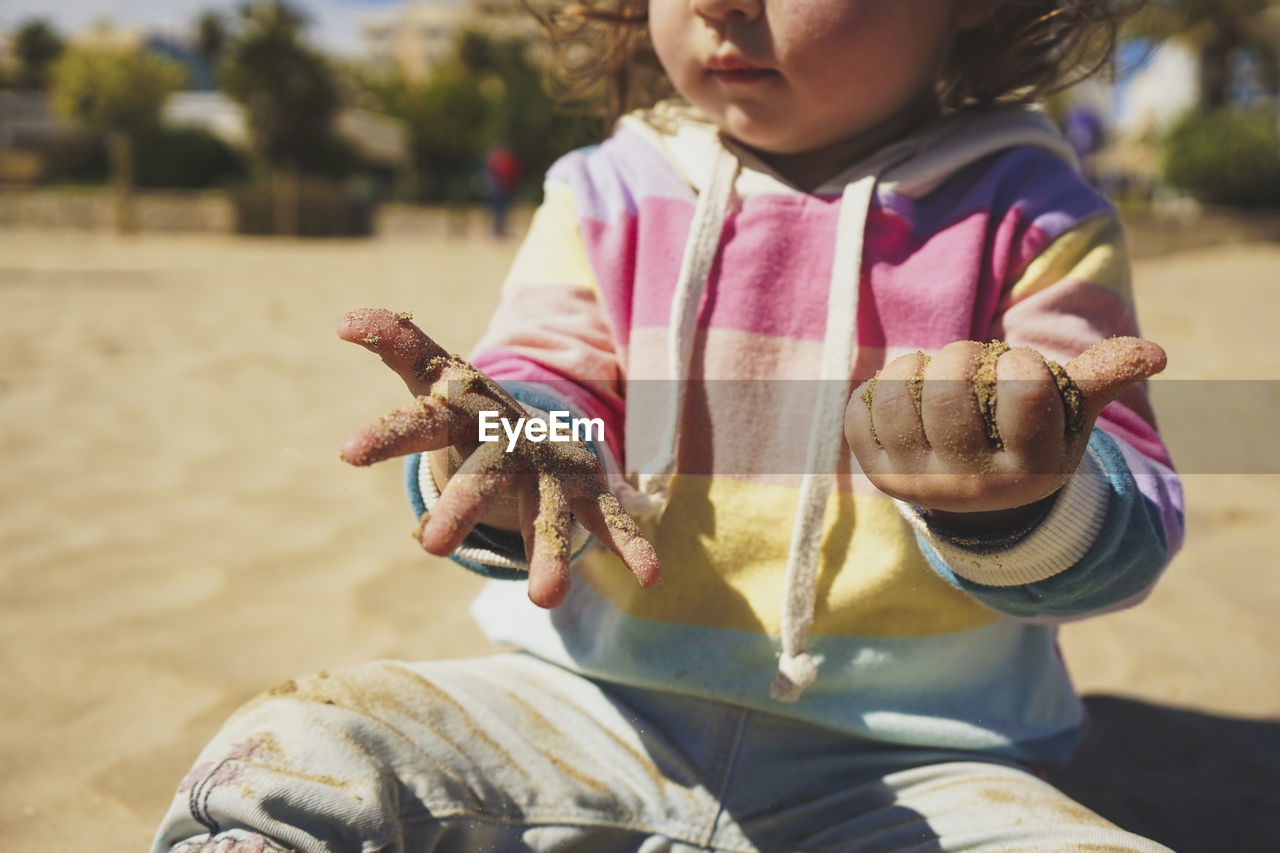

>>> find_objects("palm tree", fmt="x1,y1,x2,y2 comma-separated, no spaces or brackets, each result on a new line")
11,18,64,89
196,10,228,65
1128,0,1280,109
219,0,338,234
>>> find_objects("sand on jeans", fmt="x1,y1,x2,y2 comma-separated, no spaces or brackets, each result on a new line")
0,227,1276,851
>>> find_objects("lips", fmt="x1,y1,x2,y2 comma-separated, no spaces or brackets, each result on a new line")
706,55,777,84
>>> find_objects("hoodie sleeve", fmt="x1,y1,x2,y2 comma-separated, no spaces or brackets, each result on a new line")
404,155,630,575
904,184,1184,621
468,170,627,470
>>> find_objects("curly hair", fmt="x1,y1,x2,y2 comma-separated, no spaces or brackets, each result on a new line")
534,0,1143,121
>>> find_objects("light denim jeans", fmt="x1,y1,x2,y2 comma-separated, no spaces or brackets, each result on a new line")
153,653,1171,853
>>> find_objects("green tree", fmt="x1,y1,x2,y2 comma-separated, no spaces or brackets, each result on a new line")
196,10,228,65
1162,106,1280,205
364,30,604,203
1129,0,1280,109
11,18,65,89
219,0,339,233
470,34,603,190
403,60,492,201
50,45,186,232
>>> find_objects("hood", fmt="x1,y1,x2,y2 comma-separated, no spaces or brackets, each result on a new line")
621,99,1077,198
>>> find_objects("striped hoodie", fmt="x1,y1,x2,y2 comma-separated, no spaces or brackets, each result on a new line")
405,102,1184,765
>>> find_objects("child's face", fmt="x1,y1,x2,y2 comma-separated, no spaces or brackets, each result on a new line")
650,0,985,160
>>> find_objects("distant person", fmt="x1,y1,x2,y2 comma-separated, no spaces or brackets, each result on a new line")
484,146,524,237
154,0,1182,850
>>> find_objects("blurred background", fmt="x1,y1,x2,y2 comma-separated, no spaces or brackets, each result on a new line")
0,0,604,237
1,2,1278,852
0,0,1278,236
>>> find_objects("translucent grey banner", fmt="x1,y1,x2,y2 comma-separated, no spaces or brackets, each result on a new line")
446,379,1280,475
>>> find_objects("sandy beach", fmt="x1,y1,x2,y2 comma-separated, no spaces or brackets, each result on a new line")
1,223,1277,851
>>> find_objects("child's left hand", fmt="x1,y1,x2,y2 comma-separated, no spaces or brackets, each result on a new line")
845,337,1166,531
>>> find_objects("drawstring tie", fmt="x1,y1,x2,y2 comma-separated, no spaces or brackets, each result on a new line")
623,145,740,522
618,124,916,701
770,173,880,702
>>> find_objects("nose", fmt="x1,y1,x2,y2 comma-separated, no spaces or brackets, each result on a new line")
692,0,761,24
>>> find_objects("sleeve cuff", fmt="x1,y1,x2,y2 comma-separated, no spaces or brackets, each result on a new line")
406,391,600,579
897,442,1111,588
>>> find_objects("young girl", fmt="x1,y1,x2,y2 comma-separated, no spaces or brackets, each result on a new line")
154,0,1183,850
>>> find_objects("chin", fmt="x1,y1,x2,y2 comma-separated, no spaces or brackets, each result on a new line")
733,133,818,160
726,120,832,159
718,120,800,156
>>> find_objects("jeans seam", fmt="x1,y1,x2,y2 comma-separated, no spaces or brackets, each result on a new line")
699,707,750,849
188,758,236,837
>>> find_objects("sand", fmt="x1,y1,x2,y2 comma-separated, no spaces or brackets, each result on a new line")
972,340,1011,446
1,227,1278,851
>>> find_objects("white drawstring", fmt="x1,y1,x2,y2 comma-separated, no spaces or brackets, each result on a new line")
624,145,739,522
617,121,918,701
770,173,879,702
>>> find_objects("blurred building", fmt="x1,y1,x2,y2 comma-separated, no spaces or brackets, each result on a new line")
45,22,216,91
364,2,468,80
162,92,249,148
1115,41,1199,136
146,33,216,91
0,91,60,181
362,0,544,81
68,21,147,53
162,91,410,188
1063,41,1200,199
2,18,410,189
0,90,57,148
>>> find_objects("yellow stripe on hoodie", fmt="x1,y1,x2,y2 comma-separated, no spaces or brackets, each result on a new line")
501,183,600,294
1008,213,1131,301
575,475,998,638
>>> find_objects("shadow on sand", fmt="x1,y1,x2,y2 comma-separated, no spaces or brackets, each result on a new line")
1047,695,1280,852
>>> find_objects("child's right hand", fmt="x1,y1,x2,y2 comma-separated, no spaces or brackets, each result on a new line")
337,308,661,608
